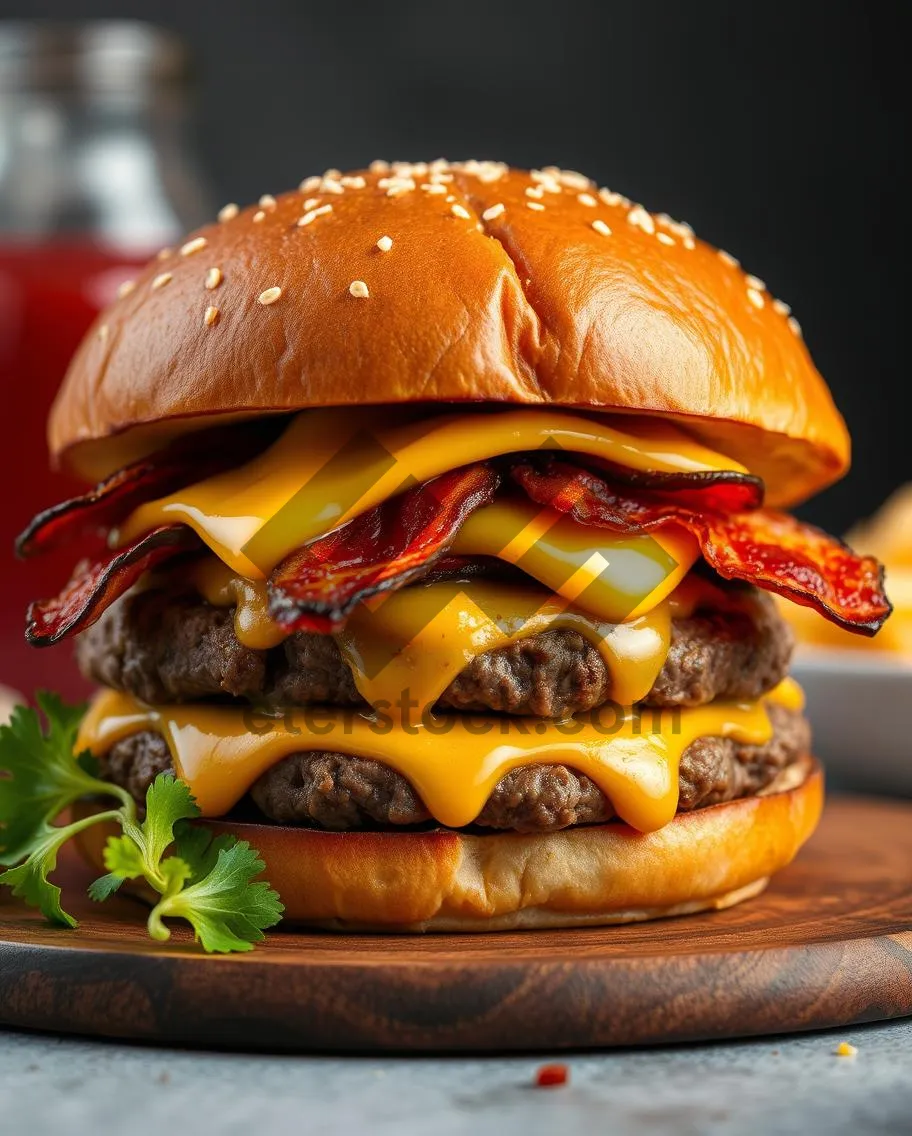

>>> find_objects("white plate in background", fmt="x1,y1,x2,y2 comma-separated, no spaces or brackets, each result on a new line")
792,650,912,796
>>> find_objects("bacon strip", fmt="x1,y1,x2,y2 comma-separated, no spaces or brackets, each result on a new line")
25,526,200,646
573,459,765,513
513,460,891,634
16,420,281,559
268,465,500,634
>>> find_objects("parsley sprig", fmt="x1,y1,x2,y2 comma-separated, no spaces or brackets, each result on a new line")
0,693,283,952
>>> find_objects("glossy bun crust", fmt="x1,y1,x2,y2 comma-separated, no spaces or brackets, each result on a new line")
75,756,822,932
50,161,848,506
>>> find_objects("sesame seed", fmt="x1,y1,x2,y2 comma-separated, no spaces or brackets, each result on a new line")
577,193,597,207
445,194,456,203
151,272,172,290
258,286,282,305
420,183,447,195
745,274,766,292
297,204,333,227
717,249,739,268
558,169,590,190
526,201,545,211
429,171,453,184
117,280,136,298
300,198,318,211
341,175,366,189
259,194,277,208
382,179,416,197
657,232,675,246
660,216,695,240
379,176,416,194
323,168,342,180
218,203,239,223
525,185,545,199
252,210,266,223
376,235,393,252
682,236,696,250
772,298,791,316
591,219,612,236
788,316,802,336
321,179,345,195
598,188,630,208
482,203,505,221
627,205,655,234
180,236,208,257
204,305,219,327
205,267,223,290
451,203,471,219
299,175,321,192
349,280,370,298
530,169,562,192
369,159,390,173
157,247,172,261
747,287,765,309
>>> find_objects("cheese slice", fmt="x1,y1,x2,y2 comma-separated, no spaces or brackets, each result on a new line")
118,406,743,579
337,579,676,711
189,500,699,706
452,499,697,621
77,679,804,833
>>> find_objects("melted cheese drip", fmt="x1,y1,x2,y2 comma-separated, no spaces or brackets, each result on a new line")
77,680,803,833
189,492,699,651
190,560,285,650
452,500,698,620
190,563,725,712
118,407,743,579
337,580,673,711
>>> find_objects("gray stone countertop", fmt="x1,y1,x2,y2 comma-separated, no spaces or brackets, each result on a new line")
2,1017,910,1136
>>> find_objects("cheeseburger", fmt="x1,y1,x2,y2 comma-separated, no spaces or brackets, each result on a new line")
18,160,891,931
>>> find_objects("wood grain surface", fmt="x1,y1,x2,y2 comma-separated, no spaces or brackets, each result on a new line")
1,796,910,1052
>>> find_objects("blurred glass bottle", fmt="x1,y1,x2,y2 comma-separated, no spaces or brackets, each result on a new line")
0,22,214,698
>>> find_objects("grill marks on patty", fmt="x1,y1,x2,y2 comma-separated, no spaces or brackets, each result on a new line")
75,584,793,715
97,704,809,833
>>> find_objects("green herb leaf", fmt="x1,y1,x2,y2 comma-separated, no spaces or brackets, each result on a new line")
98,774,200,894
0,691,131,865
2,700,283,953
100,832,147,879
0,823,76,926
149,835,284,952
1,809,123,925
87,872,126,902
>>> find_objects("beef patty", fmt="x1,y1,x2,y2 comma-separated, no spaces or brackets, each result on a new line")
97,703,809,833
76,584,792,716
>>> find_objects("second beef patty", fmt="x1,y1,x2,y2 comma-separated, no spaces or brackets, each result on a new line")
76,582,793,716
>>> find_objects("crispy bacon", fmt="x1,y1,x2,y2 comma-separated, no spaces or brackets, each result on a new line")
16,420,281,559
25,526,200,646
268,465,500,634
513,460,891,634
570,458,765,513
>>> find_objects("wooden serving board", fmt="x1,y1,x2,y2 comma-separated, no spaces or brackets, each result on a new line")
1,796,911,1052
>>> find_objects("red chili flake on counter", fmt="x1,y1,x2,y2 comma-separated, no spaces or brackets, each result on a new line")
534,1063,569,1088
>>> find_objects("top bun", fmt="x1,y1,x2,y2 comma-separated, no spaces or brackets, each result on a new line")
49,160,849,506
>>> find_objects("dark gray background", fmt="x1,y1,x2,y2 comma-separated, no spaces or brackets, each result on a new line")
1,0,905,532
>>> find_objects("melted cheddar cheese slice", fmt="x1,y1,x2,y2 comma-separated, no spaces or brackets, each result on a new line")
78,680,804,833
119,406,742,579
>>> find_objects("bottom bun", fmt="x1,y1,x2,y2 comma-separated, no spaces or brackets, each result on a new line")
75,754,822,932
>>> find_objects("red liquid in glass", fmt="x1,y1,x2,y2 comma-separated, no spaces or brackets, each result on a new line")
0,241,151,700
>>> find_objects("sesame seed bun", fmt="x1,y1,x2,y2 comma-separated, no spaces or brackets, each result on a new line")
49,161,847,506
73,755,821,932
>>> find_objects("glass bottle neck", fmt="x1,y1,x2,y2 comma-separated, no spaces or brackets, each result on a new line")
0,89,211,248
